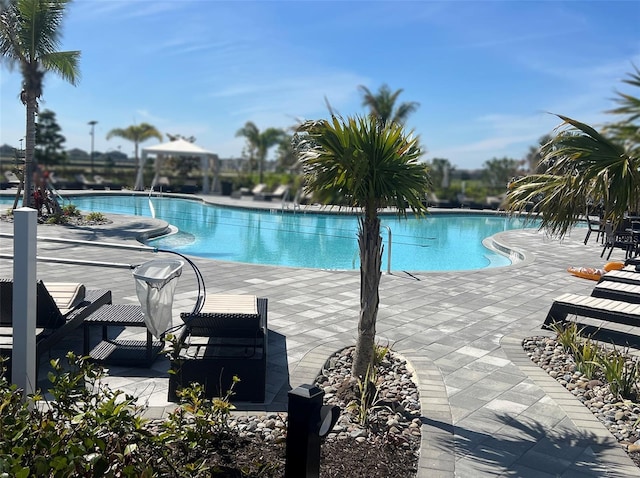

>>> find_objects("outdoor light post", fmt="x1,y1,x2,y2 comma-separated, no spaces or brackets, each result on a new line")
285,384,340,478
88,120,98,174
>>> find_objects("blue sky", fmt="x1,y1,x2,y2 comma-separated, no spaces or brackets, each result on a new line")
1,0,638,170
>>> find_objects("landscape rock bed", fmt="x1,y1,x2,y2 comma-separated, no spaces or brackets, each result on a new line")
523,336,640,468
143,346,422,477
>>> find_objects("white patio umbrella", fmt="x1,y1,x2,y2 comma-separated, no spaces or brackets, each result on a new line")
141,138,219,194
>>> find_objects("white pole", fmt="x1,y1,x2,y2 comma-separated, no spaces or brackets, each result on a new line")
201,155,210,195
382,225,392,275
12,207,37,398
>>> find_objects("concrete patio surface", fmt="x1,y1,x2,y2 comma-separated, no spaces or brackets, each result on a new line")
0,191,638,477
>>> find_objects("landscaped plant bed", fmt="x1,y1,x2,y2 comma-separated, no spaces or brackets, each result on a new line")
523,333,640,469
1,346,421,477
1,205,111,226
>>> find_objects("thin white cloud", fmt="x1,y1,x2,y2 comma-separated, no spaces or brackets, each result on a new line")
72,0,187,21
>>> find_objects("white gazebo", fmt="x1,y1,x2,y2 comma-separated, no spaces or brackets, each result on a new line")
141,138,219,194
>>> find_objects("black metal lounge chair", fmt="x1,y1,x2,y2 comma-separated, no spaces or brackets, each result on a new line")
543,292,640,342
169,294,268,402
592,280,640,304
597,269,640,285
0,279,112,380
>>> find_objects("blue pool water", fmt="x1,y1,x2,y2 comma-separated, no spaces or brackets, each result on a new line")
1,195,537,271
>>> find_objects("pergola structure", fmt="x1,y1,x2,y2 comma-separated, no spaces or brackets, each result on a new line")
141,138,219,194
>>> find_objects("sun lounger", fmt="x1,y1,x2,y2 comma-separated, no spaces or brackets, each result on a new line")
592,280,640,304
597,269,640,285
0,279,112,380
169,294,268,402
254,184,289,202
543,292,640,335
3,170,20,187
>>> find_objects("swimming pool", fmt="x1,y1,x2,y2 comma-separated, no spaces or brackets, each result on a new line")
1,194,536,271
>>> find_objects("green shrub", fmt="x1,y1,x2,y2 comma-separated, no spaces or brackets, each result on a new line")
572,337,600,379
0,353,154,477
45,213,68,224
0,352,255,477
86,211,106,222
595,347,639,400
61,204,81,217
549,321,581,352
373,341,392,366
347,364,388,428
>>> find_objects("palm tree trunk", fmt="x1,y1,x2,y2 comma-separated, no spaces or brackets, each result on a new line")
22,98,37,207
134,143,143,191
352,215,382,378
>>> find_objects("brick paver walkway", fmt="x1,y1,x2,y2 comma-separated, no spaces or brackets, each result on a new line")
1,191,637,476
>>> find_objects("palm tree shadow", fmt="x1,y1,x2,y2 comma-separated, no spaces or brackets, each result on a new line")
421,411,622,476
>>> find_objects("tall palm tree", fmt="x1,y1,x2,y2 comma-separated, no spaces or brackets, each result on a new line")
106,123,162,190
235,121,285,183
358,84,419,126
296,115,430,378
0,0,80,207
505,67,640,235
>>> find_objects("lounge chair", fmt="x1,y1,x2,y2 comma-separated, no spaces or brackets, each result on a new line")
543,292,640,335
425,192,451,208
152,176,171,192
74,174,97,189
597,269,640,285
169,294,268,402
592,280,640,304
254,184,289,202
3,171,20,187
0,279,112,380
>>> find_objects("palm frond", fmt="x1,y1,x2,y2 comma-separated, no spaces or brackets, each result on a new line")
505,113,640,235
296,115,429,218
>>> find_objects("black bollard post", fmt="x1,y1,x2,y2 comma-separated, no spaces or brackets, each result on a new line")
285,384,340,478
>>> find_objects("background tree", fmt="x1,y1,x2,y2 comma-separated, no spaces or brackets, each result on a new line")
427,157,454,190
275,133,298,173
524,134,553,174
358,84,419,126
505,67,640,235
106,123,162,190
35,109,66,166
235,121,286,183
166,133,196,143
295,115,430,378
0,0,80,207
482,157,521,190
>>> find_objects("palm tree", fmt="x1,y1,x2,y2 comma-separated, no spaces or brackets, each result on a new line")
505,67,640,236
0,0,80,207
505,115,639,236
296,115,430,378
235,121,286,183
358,84,419,126
106,123,162,190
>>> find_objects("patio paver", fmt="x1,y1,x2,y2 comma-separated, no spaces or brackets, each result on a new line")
0,190,637,476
